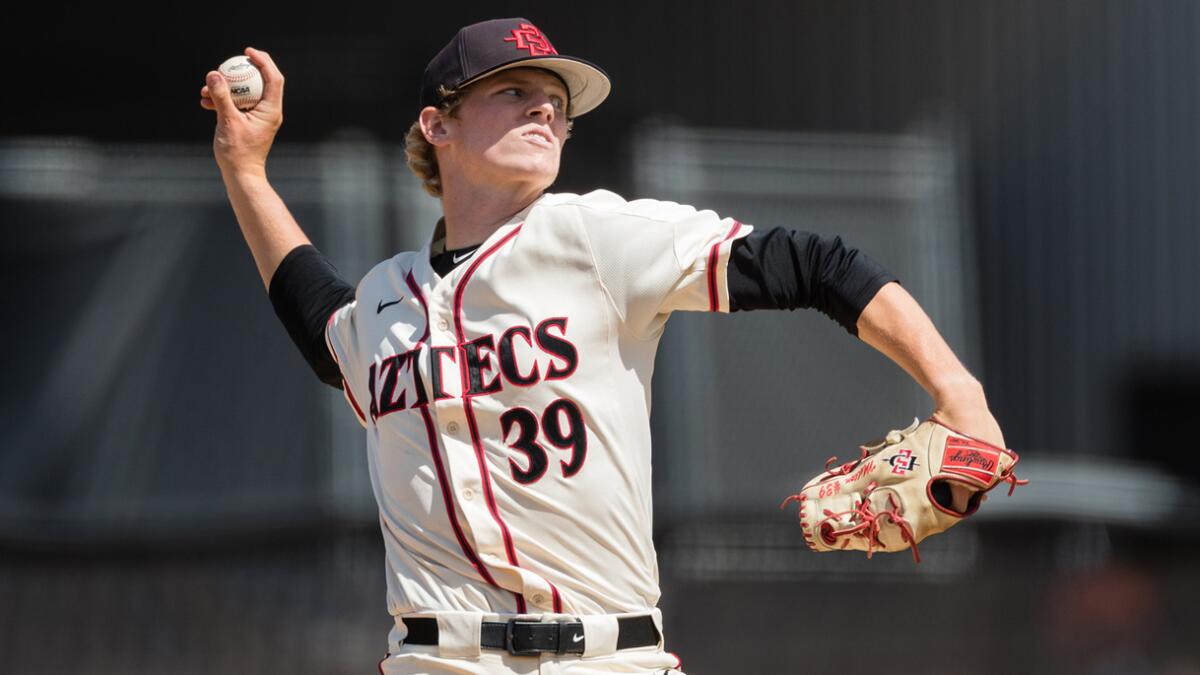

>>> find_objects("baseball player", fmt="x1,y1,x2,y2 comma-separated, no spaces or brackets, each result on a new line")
201,17,1005,674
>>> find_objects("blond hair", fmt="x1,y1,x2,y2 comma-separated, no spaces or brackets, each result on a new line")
405,86,467,198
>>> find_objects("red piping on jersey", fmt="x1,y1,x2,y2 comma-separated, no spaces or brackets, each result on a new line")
325,307,367,424
454,226,527,612
707,221,743,312
342,382,366,422
416,404,500,587
453,224,565,615
550,584,562,613
405,271,432,343
459,401,526,613
404,271,500,589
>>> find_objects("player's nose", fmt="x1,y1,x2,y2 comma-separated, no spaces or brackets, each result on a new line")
526,97,557,124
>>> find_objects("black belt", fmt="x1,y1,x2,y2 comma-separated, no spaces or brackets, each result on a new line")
402,615,660,656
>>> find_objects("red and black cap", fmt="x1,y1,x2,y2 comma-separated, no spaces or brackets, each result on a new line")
420,18,611,117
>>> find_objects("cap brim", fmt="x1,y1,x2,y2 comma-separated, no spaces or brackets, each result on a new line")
458,56,611,117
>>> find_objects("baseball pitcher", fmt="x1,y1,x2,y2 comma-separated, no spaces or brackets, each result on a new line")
201,17,1020,674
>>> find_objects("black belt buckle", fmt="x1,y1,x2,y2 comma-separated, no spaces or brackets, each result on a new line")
504,619,543,657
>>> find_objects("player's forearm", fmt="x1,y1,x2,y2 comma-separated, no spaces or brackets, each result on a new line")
856,282,986,410
221,170,312,290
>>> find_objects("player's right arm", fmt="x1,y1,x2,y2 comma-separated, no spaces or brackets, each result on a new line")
202,48,356,389
201,47,309,290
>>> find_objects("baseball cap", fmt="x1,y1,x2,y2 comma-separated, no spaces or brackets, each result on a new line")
420,18,611,117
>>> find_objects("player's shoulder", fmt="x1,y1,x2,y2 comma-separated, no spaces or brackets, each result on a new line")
536,190,705,225
355,250,422,295
533,189,626,214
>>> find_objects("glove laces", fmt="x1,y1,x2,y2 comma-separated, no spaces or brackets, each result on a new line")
816,481,921,563
997,452,1029,496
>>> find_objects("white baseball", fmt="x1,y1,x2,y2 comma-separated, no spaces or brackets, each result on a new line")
217,55,264,110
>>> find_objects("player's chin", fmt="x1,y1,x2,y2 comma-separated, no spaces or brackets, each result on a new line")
518,148,561,171
504,157,561,187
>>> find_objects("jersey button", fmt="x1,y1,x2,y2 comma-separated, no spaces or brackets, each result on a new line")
437,319,450,331
446,422,459,434
531,594,545,605
462,488,475,500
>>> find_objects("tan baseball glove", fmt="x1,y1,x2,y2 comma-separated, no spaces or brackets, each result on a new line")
781,418,1026,562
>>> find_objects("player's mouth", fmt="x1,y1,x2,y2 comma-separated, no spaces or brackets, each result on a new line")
520,128,555,148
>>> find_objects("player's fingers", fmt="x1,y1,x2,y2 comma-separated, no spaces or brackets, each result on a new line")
949,483,973,513
200,97,215,110
245,46,284,104
205,71,242,119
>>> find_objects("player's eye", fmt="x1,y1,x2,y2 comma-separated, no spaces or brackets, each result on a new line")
550,96,566,111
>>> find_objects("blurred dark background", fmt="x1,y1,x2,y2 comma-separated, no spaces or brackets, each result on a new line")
3,1,1200,673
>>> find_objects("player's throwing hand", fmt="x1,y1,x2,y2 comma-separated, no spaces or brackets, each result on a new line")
200,47,285,176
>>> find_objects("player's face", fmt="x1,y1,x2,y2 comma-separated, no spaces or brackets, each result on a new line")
443,68,570,192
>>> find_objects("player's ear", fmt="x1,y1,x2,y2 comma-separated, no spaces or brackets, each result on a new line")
419,106,451,147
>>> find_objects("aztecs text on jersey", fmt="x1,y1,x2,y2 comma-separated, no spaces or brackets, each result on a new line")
325,190,751,619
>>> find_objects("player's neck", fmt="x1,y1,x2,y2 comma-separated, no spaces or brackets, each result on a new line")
439,181,545,249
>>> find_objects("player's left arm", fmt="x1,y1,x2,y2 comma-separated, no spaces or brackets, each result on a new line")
854,282,1003,449
727,227,1003,447
728,228,1003,512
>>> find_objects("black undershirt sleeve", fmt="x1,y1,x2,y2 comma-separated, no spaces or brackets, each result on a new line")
726,227,898,336
268,245,358,389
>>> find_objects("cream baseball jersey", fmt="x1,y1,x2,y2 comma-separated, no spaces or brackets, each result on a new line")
324,189,751,619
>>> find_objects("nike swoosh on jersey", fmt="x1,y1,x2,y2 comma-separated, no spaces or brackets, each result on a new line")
452,250,475,264
377,297,405,314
